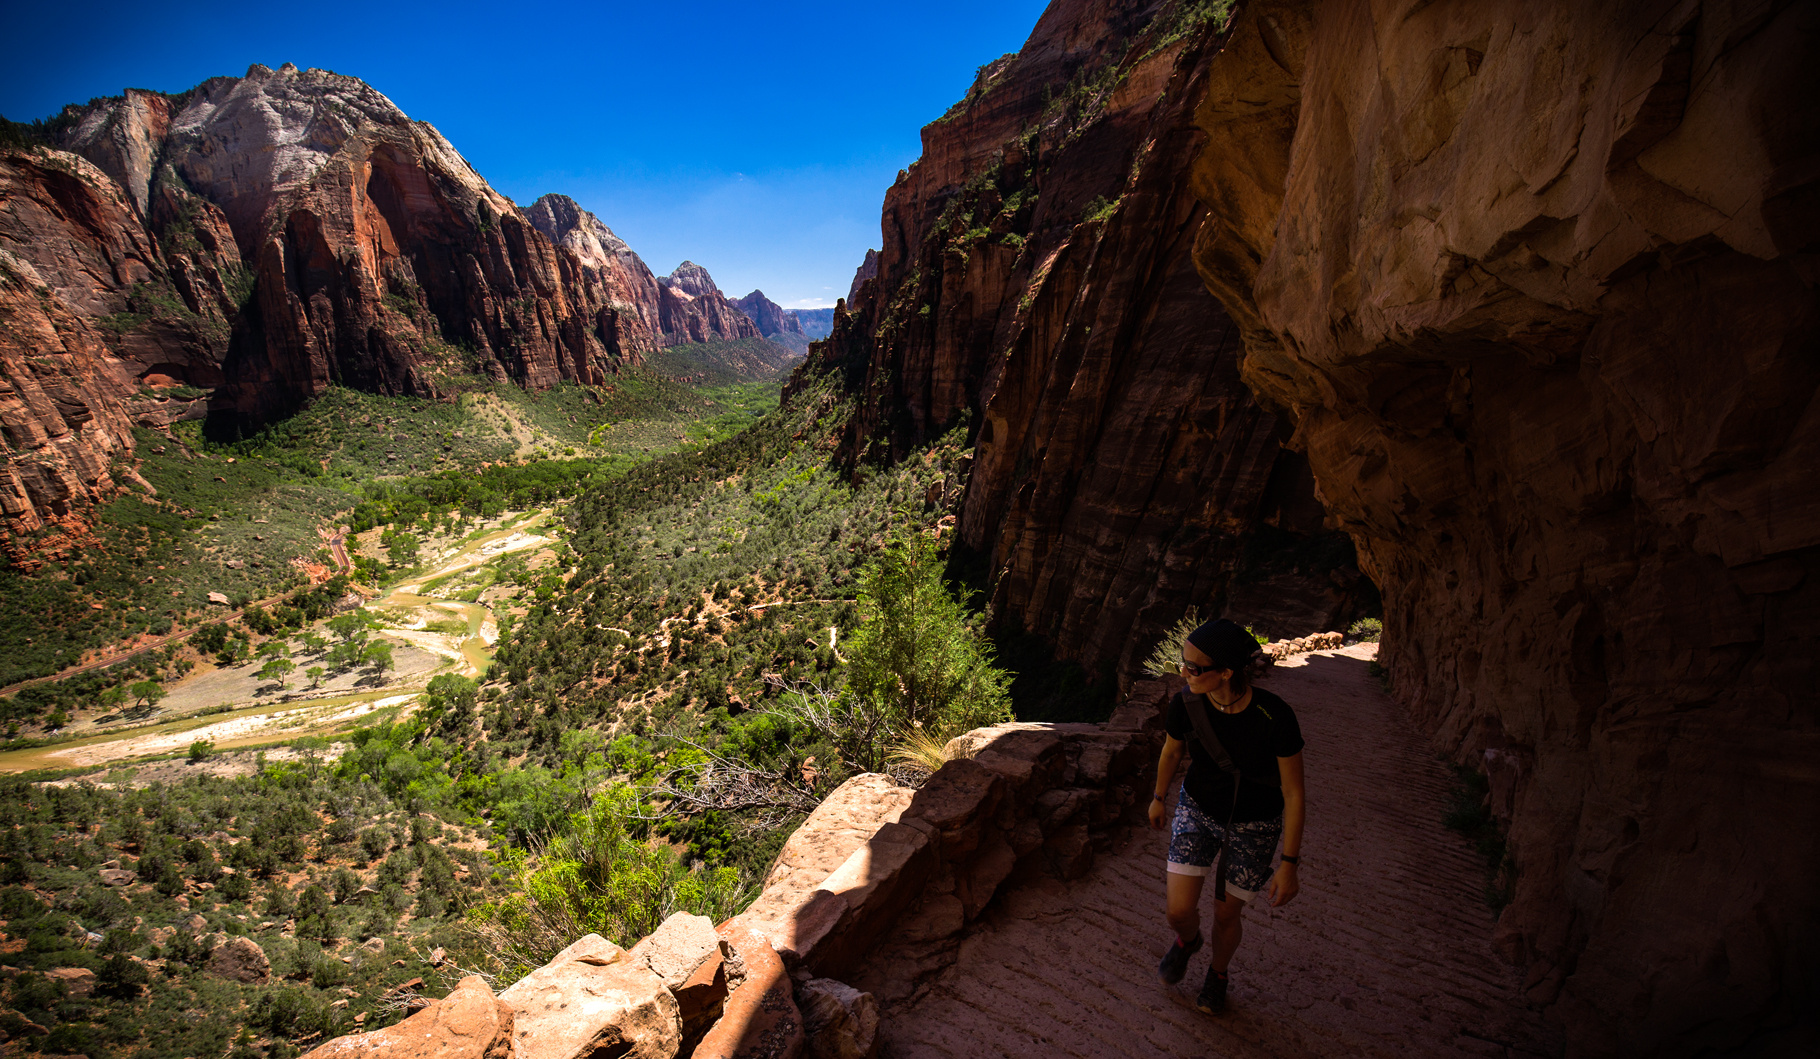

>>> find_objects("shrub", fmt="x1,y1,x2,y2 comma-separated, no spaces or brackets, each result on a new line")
842,532,1011,765
468,785,747,976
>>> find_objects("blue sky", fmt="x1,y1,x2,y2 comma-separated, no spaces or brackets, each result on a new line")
0,0,1052,308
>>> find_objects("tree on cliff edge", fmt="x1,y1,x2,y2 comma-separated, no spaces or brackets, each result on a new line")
843,531,1011,767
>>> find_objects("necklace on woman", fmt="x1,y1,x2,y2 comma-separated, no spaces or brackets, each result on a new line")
1207,689,1244,712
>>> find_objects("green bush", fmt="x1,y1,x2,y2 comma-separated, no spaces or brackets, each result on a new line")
843,532,1012,763
470,785,747,977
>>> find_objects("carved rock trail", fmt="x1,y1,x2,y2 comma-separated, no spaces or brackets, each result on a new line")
880,646,1559,1058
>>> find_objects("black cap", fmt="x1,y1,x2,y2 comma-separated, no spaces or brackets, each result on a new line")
1185,618,1258,671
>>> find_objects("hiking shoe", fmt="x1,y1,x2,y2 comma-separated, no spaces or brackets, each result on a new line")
1157,931,1203,984
1196,968,1229,1014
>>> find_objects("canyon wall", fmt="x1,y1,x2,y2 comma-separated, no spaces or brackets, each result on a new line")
1188,0,1819,1052
793,0,1364,683
3,66,767,561
657,262,763,347
0,143,226,565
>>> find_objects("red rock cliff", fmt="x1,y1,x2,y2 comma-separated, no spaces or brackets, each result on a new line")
657,261,763,347
793,0,1363,683
1191,0,1818,1052
4,65,754,560
0,142,226,562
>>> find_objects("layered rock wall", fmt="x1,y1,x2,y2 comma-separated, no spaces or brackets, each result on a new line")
1189,0,1820,1052
0,146,219,562
657,262,763,347
792,0,1362,683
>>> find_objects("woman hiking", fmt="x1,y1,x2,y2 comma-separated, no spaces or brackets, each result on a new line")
1148,618,1306,1014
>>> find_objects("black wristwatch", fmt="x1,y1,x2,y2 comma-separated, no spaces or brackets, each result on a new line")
1280,854,1299,865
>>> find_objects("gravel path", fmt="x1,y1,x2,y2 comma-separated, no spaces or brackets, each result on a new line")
877,645,1560,1058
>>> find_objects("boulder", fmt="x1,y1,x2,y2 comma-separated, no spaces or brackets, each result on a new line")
46,967,95,997
629,912,727,1044
299,975,512,1059
207,936,270,983
694,925,803,1059
497,933,680,1059
98,868,136,887
763,774,915,893
797,979,878,1059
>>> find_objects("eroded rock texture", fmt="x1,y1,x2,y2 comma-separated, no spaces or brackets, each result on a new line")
0,144,217,564
1191,0,1819,1052
793,0,1361,681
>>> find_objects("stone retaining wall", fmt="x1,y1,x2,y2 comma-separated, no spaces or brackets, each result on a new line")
300,680,1176,1059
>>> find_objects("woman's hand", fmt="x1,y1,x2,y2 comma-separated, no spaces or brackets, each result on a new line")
1263,863,1299,907
1148,796,1168,830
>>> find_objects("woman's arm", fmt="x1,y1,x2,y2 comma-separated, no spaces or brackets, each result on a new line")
1265,751,1305,905
1148,734,1186,829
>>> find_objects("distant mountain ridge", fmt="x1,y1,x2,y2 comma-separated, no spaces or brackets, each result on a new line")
733,290,810,355
791,308,834,341
0,65,787,562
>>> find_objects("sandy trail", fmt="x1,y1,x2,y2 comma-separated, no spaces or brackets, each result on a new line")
876,644,1560,1058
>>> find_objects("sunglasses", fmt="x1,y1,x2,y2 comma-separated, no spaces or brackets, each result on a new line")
1180,658,1222,677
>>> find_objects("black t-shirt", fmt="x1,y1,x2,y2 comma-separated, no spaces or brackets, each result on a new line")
1164,686,1304,822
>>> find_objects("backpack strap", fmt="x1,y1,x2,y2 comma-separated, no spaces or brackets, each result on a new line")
1181,691,1240,779
1181,691,1242,901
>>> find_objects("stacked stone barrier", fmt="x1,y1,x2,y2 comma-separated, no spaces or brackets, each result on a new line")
300,678,1183,1059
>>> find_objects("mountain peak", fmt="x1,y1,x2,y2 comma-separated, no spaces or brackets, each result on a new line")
524,193,633,264
663,261,722,300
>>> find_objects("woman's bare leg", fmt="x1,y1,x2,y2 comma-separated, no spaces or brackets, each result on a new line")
1207,891,1246,971
1165,871,1205,943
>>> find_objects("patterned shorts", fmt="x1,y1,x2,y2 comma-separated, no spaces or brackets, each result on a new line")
1166,788,1283,902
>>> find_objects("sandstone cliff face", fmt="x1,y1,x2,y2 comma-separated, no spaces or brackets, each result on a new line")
1190,0,1819,1052
524,193,664,357
47,65,686,438
793,0,1358,680
0,144,223,562
4,65,706,559
657,261,762,347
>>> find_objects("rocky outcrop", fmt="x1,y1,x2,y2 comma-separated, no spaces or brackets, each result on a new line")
628,913,730,1050
1185,0,1820,1053
733,289,809,355
658,262,763,347
693,925,803,1059
789,2,1363,682
498,933,681,1059
299,975,513,1059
